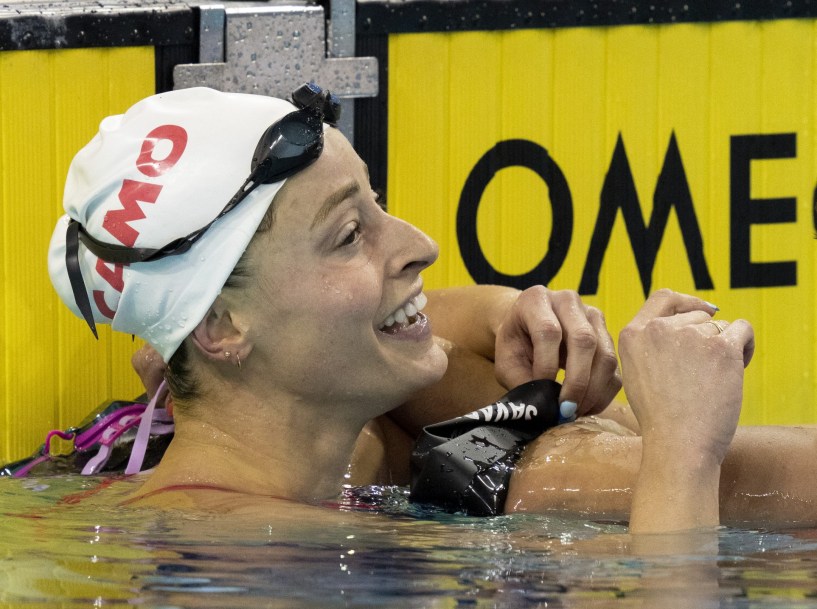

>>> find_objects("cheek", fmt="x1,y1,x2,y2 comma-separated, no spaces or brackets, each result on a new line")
315,271,381,326
268,270,380,339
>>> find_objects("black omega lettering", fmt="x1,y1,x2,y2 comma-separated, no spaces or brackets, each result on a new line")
579,133,713,296
730,133,797,288
457,139,573,288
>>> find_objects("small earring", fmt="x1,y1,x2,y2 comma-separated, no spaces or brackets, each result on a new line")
236,354,242,369
224,351,231,359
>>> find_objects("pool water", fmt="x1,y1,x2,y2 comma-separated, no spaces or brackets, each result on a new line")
2,475,817,608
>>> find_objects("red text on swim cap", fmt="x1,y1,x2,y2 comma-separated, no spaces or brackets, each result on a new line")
136,125,188,177
93,124,188,318
103,181,163,247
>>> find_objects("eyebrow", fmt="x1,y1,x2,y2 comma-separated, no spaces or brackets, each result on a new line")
310,181,360,229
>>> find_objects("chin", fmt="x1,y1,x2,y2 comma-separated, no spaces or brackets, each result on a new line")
396,339,450,397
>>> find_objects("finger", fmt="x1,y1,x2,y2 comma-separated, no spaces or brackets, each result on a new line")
494,342,536,389
595,369,624,416
539,295,596,406
558,304,607,412
631,289,719,325
721,319,755,367
698,319,729,336
494,314,539,388
577,307,622,416
619,309,714,367
660,309,717,329
506,288,564,383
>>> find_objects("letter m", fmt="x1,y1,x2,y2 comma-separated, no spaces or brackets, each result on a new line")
579,133,713,297
102,180,163,247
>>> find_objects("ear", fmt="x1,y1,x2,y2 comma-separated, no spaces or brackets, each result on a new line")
190,296,253,364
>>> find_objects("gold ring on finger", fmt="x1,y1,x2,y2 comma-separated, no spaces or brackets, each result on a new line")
705,319,727,334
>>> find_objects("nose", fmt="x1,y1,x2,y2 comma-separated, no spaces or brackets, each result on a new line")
386,215,439,277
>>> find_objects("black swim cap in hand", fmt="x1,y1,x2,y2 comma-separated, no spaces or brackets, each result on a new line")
409,379,562,516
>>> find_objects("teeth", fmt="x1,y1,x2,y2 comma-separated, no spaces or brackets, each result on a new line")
415,292,428,310
379,292,427,330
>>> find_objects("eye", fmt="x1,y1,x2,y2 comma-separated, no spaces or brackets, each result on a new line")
338,221,362,247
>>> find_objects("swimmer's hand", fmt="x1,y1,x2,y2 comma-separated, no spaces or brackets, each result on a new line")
618,289,754,533
494,286,622,418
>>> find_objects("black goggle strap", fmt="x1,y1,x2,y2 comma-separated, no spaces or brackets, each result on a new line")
75,223,167,264
65,219,99,339
75,108,323,265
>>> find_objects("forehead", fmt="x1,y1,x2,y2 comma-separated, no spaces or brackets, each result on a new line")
317,128,368,187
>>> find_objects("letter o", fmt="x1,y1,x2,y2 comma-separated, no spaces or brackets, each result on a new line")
136,124,188,177
457,139,573,288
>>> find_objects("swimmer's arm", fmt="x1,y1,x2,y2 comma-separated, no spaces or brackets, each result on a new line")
596,401,640,433
630,441,722,534
505,423,641,520
505,424,721,531
424,285,517,360
386,336,506,439
347,416,413,485
508,421,817,529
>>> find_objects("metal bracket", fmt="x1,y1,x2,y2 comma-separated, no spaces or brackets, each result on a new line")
174,2,378,141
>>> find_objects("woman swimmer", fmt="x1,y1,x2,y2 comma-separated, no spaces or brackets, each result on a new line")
48,84,791,533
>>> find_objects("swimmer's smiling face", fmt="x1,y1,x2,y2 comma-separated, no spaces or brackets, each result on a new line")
235,128,448,412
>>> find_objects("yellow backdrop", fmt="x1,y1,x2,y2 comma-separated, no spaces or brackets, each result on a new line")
388,20,817,425
1,47,152,462
4,19,817,463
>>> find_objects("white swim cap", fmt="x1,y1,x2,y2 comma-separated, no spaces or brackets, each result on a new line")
48,87,321,362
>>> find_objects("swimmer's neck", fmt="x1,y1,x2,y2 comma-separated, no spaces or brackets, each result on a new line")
132,385,381,506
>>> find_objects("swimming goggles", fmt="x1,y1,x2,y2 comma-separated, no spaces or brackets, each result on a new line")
65,83,341,337
1,382,173,478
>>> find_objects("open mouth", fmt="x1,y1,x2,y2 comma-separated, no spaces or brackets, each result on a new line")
378,292,428,335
